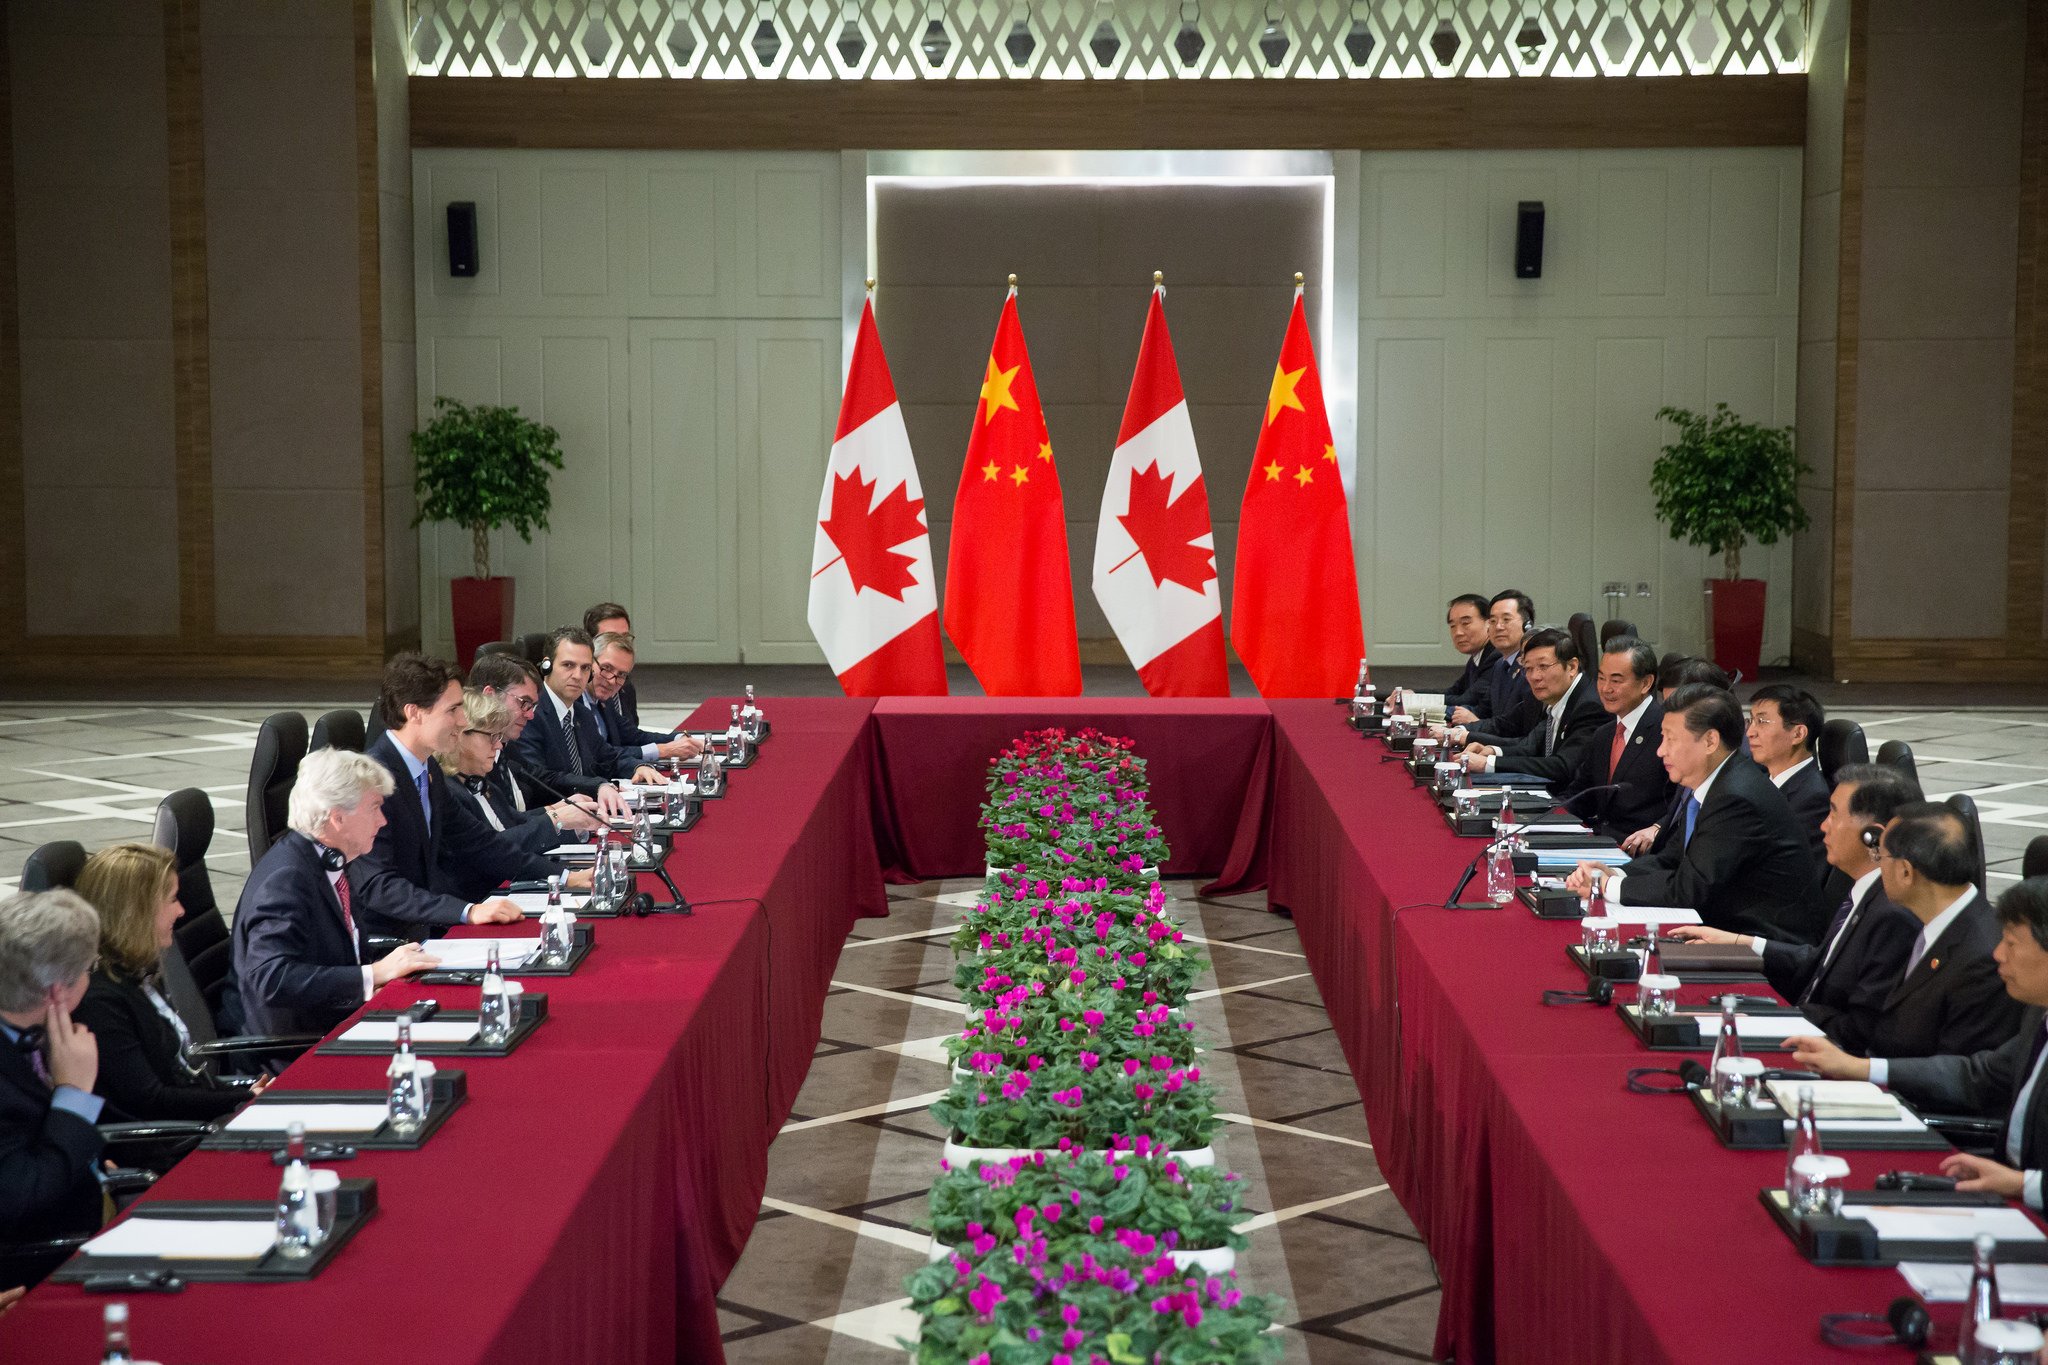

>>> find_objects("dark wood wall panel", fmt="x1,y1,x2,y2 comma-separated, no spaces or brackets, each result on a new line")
411,74,1807,151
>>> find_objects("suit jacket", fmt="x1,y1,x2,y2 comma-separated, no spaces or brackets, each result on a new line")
497,748,563,812
1890,1009,2048,1170
0,1035,106,1245
1616,752,1822,942
443,772,558,863
1442,643,1500,713
1865,891,2024,1061
72,969,243,1123
1773,759,1831,866
1488,676,1609,785
1555,699,1676,840
349,734,556,938
1467,654,1542,740
234,831,375,1038
1759,881,1921,1054
585,694,666,754
507,691,638,797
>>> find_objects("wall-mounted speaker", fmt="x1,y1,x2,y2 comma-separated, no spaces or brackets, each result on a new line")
447,202,479,278
1514,201,1545,279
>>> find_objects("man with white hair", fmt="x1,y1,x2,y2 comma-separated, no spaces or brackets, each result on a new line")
0,889,110,1251
232,749,440,1039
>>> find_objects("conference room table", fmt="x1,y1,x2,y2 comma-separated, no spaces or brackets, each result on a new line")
3,697,888,1365
4,694,1985,1363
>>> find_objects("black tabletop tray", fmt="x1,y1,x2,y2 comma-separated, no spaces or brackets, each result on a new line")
1760,1187,2048,1266
420,926,593,983
201,1073,468,1152
1690,1085,1949,1151
316,995,547,1057
50,1180,378,1283
1621,1001,1807,1051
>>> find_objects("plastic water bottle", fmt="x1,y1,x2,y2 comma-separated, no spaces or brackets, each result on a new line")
1960,1233,2003,1363
478,944,510,1046
1484,835,1515,906
726,703,744,754
546,873,561,910
100,1302,133,1364
741,684,764,740
1497,789,1516,840
698,745,722,797
1784,1085,1823,1207
1640,922,1663,980
1708,994,1743,1080
274,1122,316,1259
386,1016,423,1135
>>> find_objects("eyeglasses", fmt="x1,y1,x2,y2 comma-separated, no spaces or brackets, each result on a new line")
595,662,629,683
507,695,537,714
464,728,507,748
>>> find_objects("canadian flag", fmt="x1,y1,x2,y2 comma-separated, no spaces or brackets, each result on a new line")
1090,284,1228,696
807,297,948,695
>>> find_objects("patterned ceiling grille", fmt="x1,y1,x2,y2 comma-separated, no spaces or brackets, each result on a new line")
407,1,1809,80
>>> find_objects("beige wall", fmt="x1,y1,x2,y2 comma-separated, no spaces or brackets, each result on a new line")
4,0,412,668
11,1,178,635
1792,0,1848,644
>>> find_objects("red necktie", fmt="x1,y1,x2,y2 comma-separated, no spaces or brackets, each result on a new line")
1608,721,1627,779
334,872,358,952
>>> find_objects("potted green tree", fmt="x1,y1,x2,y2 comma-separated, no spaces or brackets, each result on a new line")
1650,403,1810,681
411,396,565,666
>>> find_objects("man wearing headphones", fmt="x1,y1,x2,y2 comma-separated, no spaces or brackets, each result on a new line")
508,627,667,799
1792,878,2048,1209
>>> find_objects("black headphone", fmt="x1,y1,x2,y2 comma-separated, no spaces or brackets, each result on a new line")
1819,1297,1931,1349
1542,979,1614,1007
1625,1060,1705,1095
314,842,346,872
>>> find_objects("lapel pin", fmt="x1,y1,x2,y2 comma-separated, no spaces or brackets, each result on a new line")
1930,958,1941,972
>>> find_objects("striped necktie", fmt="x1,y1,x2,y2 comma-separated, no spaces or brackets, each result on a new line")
561,706,586,775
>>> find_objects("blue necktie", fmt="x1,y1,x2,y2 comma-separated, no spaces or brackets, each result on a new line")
1681,791,1701,846
415,766,432,829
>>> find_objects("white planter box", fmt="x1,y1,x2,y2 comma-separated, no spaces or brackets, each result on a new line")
941,1135,1216,1171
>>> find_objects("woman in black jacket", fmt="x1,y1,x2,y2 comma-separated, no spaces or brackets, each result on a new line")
72,843,253,1121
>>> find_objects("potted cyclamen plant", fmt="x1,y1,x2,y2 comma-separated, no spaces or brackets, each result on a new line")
411,396,566,667
1650,402,1810,681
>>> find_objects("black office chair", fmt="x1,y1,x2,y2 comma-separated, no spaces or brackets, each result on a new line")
2025,836,2048,881
474,640,520,663
1565,612,1598,673
1875,739,1919,786
1817,719,1869,787
1945,793,1989,899
1600,618,1638,648
0,1121,213,1287
517,632,550,666
151,789,233,1020
311,707,366,753
19,840,86,892
244,711,308,865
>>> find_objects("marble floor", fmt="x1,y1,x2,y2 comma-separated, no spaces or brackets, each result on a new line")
2,699,2046,1362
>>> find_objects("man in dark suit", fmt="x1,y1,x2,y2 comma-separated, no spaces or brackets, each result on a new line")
584,602,661,737
0,889,111,1256
1551,636,1674,840
587,632,701,761
350,652,546,940
1675,763,1922,1053
1747,684,1829,866
1438,593,1498,715
1613,656,1739,857
1447,589,1539,735
1791,878,2048,1208
233,749,440,1037
508,628,667,800
1454,627,1605,784
1565,684,1819,941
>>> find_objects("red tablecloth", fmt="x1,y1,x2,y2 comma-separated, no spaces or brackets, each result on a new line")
2,697,887,1365
865,697,1274,890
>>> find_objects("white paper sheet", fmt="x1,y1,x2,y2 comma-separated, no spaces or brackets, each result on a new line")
1763,1079,1900,1119
223,1103,389,1134
1603,906,1703,925
1503,822,1593,836
1900,1260,2048,1304
417,938,536,970
546,845,597,861
507,891,590,916
339,1019,477,1045
1860,1205,2047,1244
84,1217,278,1260
1534,850,1631,866
1798,1113,1931,1135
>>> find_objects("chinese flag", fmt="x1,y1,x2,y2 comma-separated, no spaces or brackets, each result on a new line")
942,286,1082,695
1228,287,1364,697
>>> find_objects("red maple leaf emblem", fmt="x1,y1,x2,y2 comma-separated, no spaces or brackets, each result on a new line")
817,469,927,601
1112,462,1216,593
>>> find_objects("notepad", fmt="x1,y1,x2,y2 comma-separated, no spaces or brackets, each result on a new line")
1683,1012,1813,1039
1861,1205,2047,1244
223,1103,389,1135
84,1217,278,1260
1534,849,1631,866
419,938,536,970
1603,906,1703,925
1764,1078,1900,1120
1900,1260,2048,1304
1502,822,1592,836
507,891,590,916
339,1019,477,1045
546,845,597,861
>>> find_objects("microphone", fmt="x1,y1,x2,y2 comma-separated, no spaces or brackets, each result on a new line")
645,860,693,915
1677,1059,1710,1089
1560,783,1624,817
1875,1171,1958,1192
1445,848,1487,908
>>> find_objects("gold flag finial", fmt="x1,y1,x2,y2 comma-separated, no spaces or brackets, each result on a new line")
865,277,875,292
1008,273,1018,287
1294,271,1305,286
1153,270,1163,286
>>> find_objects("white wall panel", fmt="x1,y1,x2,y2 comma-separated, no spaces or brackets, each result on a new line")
1355,147,1801,667
737,321,837,661
630,321,737,659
